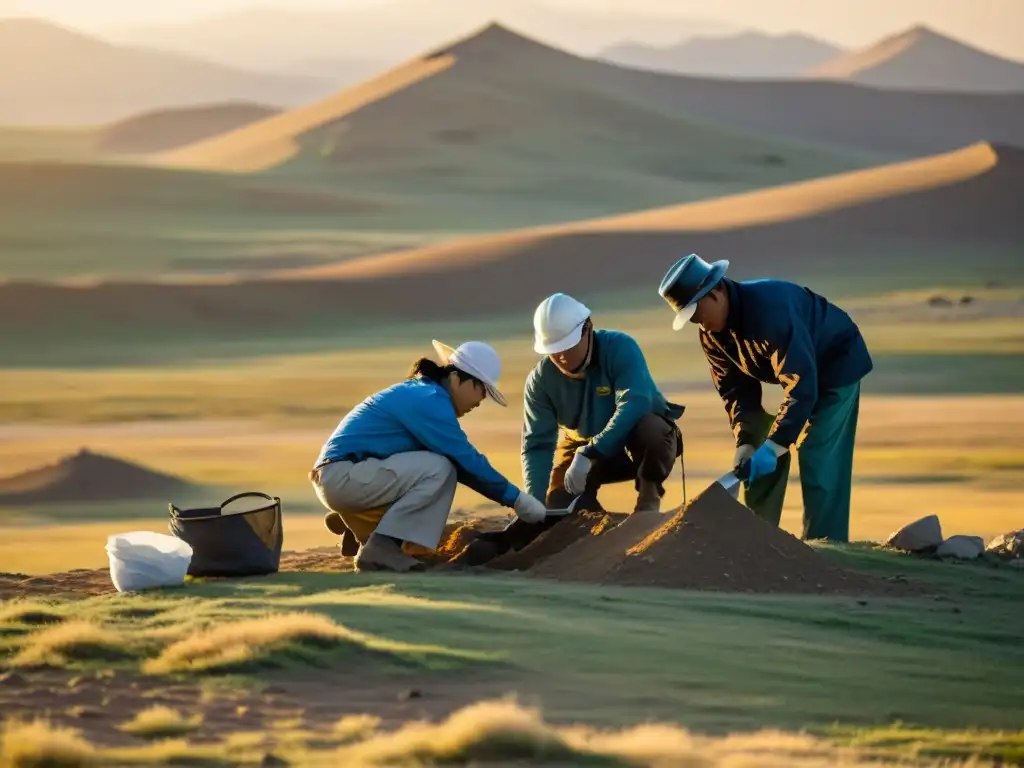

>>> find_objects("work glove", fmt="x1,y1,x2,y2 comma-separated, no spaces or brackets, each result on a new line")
741,439,788,483
513,491,547,524
563,448,592,496
732,444,756,468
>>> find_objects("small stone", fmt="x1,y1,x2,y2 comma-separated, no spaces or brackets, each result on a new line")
398,689,422,701
263,685,286,695
857,600,868,606
260,753,288,767
936,535,985,560
885,515,943,552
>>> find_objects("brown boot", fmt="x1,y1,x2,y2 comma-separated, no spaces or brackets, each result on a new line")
354,534,425,573
634,480,661,513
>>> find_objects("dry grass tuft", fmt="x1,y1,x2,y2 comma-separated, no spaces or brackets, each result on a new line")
142,612,386,675
0,718,94,767
0,601,64,627
9,621,129,668
331,698,912,767
118,705,203,740
337,698,596,765
333,714,382,743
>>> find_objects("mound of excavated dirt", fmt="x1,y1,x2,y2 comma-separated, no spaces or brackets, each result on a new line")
485,511,628,572
0,448,198,505
532,484,914,596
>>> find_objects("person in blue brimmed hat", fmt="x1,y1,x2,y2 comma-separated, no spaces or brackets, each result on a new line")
658,254,873,542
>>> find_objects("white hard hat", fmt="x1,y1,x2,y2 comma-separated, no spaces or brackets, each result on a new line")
431,339,507,407
533,293,591,355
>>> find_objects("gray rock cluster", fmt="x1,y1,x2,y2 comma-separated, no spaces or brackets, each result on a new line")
884,515,1023,567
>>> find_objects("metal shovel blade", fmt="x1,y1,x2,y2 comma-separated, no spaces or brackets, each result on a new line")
544,494,583,519
714,471,742,500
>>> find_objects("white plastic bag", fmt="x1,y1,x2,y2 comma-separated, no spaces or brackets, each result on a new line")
106,531,194,593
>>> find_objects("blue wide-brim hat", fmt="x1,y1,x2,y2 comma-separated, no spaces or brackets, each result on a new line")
658,253,729,330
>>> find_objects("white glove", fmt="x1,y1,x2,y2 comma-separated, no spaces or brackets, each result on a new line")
732,444,756,468
514,491,547,524
563,449,592,496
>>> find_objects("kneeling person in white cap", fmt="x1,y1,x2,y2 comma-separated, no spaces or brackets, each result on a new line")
309,339,547,572
519,294,684,537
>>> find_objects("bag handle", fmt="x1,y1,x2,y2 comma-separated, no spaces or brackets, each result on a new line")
220,492,278,509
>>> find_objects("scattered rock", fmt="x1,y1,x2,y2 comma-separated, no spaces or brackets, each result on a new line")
263,685,287,695
885,515,943,552
936,535,985,560
260,753,289,767
986,529,1023,559
397,688,422,701
926,295,952,307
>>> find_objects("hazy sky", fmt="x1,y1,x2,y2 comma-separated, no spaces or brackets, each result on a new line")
4,0,1022,59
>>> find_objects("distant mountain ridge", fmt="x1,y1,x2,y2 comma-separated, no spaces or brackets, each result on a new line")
0,18,338,125
600,31,843,79
105,3,737,72
808,25,1024,92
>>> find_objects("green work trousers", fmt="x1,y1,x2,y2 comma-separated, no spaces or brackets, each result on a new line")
741,381,861,542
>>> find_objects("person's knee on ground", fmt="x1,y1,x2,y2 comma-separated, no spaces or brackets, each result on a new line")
627,412,681,513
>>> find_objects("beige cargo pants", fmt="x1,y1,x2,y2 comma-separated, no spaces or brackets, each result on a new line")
311,451,457,551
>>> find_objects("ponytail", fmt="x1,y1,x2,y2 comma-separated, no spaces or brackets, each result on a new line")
408,357,451,383
408,357,483,387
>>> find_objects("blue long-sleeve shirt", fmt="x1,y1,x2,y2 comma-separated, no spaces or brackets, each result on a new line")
520,329,684,501
699,278,873,449
314,377,520,507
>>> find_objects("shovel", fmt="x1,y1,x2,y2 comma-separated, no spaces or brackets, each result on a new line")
710,458,754,500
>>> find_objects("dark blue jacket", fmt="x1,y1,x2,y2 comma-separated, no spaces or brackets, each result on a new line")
699,278,872,449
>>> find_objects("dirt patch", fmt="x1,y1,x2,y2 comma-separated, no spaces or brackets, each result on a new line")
0,448,197,505
531,510,669,583
535,484,917,596
0,665,521,752
487,511,629,572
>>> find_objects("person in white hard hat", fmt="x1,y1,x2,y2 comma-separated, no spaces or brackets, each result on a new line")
514,293,684,542
309,339,548,572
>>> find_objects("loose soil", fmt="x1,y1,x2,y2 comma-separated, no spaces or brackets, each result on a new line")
533,484,918,596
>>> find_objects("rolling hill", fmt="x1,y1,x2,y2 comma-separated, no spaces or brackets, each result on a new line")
599,31,843,79
0,18,336,125
808,25,1024,93
96,102,282,155
157,22,1024,180
2,141,1019,366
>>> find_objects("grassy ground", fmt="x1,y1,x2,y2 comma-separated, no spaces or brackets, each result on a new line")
0,545,1021,765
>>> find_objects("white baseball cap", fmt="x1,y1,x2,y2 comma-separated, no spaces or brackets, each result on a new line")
431,339,507,407
533,293,592,355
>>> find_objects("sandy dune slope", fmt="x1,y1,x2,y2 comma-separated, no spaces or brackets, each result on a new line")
1,142,1019,337
808,25,1024,93
97,102,282,155
153,23,1024,176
